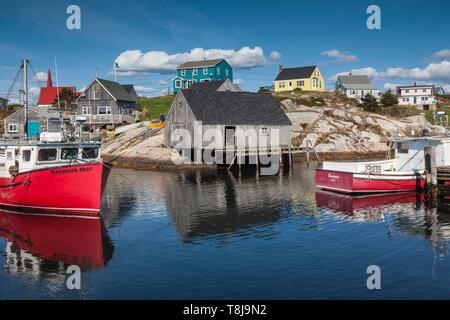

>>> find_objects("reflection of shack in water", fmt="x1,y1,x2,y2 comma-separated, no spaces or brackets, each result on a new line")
165,169,317,242
316,190,450,256
0,211,114,279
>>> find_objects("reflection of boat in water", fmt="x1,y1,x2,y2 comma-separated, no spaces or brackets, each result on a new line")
0,210,113,275
316,190,422,214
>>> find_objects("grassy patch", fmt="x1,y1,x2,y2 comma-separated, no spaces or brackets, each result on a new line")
424,107,450,124
137,95,175,121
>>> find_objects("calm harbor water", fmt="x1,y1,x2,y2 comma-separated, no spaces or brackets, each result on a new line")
1,164,450,299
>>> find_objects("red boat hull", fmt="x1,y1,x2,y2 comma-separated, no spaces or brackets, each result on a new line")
0,210,110,268
316,169,424,194
0,162,109,217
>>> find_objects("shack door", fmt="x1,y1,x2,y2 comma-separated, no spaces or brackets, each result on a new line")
225,126,236,148
27,121,40,138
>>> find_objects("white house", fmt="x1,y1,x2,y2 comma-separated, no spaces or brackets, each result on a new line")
397,83,443,110
335,74,379,102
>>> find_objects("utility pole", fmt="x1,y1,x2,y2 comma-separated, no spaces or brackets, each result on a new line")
23,59,29,140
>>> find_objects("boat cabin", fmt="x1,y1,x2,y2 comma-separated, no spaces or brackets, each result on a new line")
393,137,450,171
1,142,101,176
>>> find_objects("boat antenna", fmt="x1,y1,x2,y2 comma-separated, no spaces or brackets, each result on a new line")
55,57,61,109
22,59,29,141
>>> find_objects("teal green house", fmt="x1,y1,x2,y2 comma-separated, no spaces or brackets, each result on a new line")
173,59,233,93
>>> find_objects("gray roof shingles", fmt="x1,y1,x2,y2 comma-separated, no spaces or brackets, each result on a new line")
178,59,224,69
181,89,292,126
337,75,376,90
275,66,317,81
97,78,136,102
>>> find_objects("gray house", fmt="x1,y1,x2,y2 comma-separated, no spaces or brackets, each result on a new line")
3,106,60,139
335,74,379,102
76,78,137,130
164,80,292,164
0,98,8,109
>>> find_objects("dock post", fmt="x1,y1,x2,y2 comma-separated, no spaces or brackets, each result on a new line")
424,147,437,188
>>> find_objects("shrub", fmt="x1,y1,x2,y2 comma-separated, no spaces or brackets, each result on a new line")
360,94,379,112
380,89,399,107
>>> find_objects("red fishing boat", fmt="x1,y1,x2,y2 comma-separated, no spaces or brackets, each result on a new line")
316,136,450,194
0,59,110,217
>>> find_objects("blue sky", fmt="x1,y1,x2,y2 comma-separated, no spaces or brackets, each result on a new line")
0,0,449,101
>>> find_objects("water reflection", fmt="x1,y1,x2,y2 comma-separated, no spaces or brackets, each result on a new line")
164,167,318,242
0,211,113,279
316,190,450,256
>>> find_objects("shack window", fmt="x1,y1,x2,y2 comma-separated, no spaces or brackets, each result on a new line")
261,127,269,136
38,149,57,161
82,147,99,159
397,142,409,154
22,150,31,162
8,123,18,133
61,148,78,160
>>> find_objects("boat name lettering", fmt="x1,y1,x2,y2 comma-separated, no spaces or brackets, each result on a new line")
51,167,93,174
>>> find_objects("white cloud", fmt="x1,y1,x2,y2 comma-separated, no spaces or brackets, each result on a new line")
269,51,281,62
330,67,378,81
383,83,400,91
34,72,47,82
234,79,244,85
114,46,280,76
381,61,450,82
322,49,358,64
29,87,40,96
156,79,168,85
432,49,450,60
134,85,157,94
331,61,450,83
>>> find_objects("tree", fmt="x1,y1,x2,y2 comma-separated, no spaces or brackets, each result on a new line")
380,89,398,107
361,93,379,112
53,88,77,110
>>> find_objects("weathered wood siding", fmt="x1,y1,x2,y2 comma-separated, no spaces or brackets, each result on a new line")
77,81,119,115
164,92,292,150
4,108,47,138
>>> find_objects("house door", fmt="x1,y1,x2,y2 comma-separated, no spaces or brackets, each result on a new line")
413,97,417,104
225,126,236,148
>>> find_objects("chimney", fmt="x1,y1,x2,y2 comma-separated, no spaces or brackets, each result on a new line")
278,65,282,73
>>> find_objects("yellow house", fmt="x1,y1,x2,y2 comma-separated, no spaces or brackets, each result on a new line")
274,65,325,92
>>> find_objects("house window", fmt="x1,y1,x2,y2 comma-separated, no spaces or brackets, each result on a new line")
8,123,18,133
22,150,31,162
175,80,181,88
423,89,427,93
38,149,57,161
203,68,208,75
225,69,229,77
279,82,285,88
405,90,409,93
93,90,100,100
289,81,292,87
297,80,304,87
98,106,112,115
261,127,269,136
217,67,220,75
82,106,91,115
193,69,198,75
181,69,186,76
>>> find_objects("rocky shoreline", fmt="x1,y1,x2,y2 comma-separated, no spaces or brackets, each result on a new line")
101,92,447,171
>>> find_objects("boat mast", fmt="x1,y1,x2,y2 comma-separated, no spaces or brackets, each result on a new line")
22,59,29,141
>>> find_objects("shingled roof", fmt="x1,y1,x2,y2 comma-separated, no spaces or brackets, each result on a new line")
178,59,224,69
336,75,377,90
188,80,227,92
275,66,317,81
181,89,292,126
96,78,136,102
